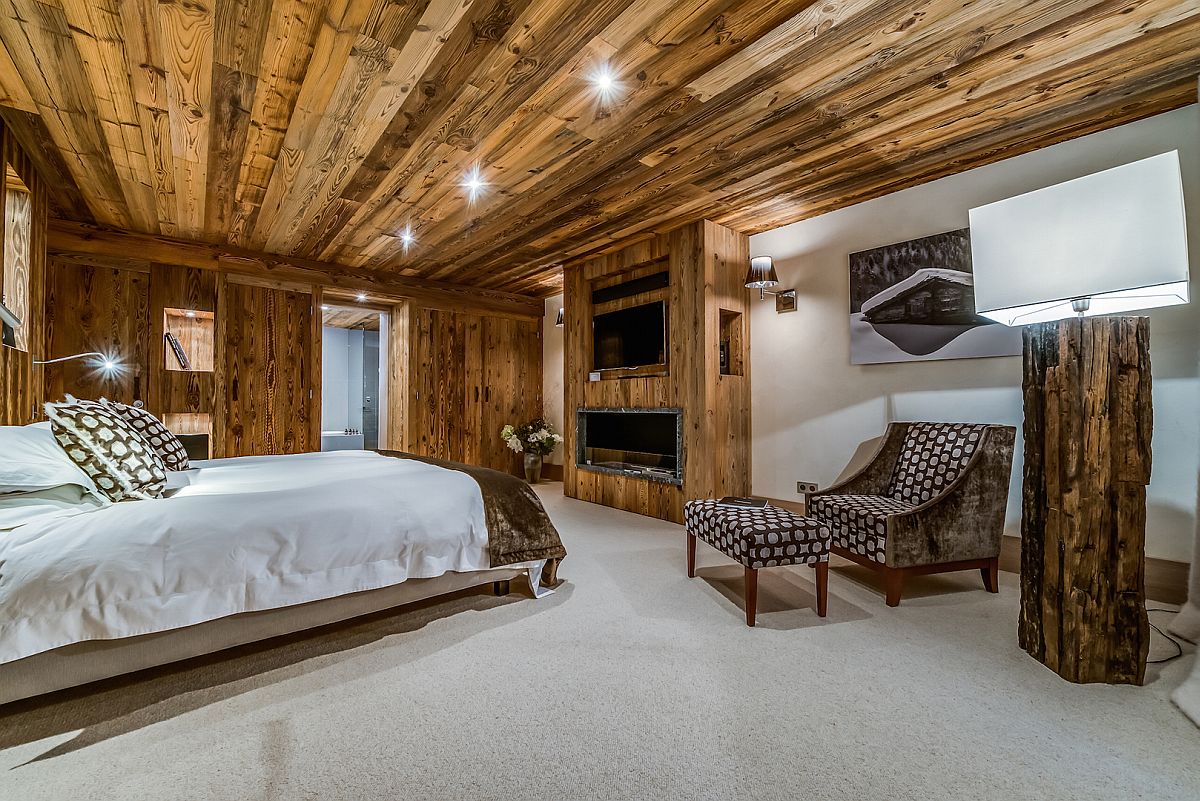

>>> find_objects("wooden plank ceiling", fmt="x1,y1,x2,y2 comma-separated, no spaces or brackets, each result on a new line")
0,0,1196,299
322,305,380,330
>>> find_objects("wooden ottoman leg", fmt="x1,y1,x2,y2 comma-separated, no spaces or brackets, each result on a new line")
745,567,758,627
815,561,828,618
982,558,999,593
885,568,904,607
686,532,697,578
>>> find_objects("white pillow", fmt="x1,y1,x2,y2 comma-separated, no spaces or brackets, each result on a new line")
0,484,105,531
0,424,99,495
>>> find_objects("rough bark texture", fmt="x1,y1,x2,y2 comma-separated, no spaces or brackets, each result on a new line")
1018,317,1151,685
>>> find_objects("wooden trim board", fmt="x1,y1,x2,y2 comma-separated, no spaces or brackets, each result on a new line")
47,220,542,318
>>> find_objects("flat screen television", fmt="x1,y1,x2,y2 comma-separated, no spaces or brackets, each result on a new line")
593,301,666,371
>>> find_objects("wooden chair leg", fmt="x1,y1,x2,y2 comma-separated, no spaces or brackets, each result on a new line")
981,558,999,593
884,568,904,607
815,561,828,618
745,567,758,627
686,532,696,578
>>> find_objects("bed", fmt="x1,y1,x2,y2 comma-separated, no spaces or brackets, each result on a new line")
0,445,566,705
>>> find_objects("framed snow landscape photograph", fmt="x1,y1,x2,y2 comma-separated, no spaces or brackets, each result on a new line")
848,229,1022,365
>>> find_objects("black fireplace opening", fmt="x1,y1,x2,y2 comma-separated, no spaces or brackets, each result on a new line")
576,408,682,484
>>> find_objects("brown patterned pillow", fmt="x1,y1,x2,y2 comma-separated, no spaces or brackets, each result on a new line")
101,399,190,471
45,401,167,502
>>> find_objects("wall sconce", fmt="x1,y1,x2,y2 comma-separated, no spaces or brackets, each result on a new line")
34,351,122,375
744,255,797,313
0,297,21,348
555,307,564,327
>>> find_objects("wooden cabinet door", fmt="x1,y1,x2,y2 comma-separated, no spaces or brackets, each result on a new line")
480,315,541,476
217,282,315,456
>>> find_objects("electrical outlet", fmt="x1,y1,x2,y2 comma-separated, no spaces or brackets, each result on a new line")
796,481,818,494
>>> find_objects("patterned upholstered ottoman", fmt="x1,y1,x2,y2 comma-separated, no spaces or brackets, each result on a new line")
683,500,831,626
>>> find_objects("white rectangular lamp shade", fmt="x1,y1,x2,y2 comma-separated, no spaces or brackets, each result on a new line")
969,151,1190,326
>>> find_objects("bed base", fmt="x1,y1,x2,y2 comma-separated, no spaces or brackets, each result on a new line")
0,567,529,707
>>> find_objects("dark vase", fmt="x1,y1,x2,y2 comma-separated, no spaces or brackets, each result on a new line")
523,452,543,484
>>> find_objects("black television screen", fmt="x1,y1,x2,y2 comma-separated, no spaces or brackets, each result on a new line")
593,301,666,370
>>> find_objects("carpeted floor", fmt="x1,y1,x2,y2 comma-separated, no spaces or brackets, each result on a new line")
2,485,1197,800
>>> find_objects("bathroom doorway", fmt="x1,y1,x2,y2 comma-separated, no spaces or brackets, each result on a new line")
321,304,389,451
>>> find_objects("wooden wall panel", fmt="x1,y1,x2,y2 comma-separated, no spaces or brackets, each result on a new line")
707,220,752,500
3,178,31,351
149,264,219,423
395,304,542,477
386,301,410,451
563,219,751,522
0,116,46,425
217,281,316,457
43,259,150,405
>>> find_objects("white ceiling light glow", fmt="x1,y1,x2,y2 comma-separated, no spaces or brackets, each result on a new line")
591,64,618,99
462,166,486,202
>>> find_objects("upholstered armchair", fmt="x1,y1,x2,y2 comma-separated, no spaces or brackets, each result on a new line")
805,422,1016,606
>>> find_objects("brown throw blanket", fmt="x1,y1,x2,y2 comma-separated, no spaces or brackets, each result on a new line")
378,451,565,586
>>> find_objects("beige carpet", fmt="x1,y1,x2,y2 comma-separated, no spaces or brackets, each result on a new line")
1,485,1197,800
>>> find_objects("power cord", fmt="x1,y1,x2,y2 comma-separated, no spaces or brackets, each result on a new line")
1147,608,1185,665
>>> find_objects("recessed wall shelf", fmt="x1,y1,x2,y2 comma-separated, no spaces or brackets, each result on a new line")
163,308,214,372
719,309,744,376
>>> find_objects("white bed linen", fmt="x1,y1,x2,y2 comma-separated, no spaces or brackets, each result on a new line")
0,450,506,665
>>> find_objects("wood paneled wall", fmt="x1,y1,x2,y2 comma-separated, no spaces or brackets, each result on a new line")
0,116,46,425
43,259,150,404
42,257,322,458
215,281,318,457
563,220,751,522
392,304,542,477
39,253,542,466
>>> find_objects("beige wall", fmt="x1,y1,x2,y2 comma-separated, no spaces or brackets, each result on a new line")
543,294,565,466
749,104,1200,563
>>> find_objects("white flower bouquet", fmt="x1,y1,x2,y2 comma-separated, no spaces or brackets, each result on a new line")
500,417,564,456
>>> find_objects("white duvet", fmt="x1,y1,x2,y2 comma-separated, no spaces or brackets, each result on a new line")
0,450,514,665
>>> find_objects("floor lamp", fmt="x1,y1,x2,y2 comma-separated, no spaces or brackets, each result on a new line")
969,151,1192,685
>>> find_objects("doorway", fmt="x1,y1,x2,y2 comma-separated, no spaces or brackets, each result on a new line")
321,304,389,451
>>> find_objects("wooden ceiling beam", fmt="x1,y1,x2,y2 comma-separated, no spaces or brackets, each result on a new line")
46,219,543,318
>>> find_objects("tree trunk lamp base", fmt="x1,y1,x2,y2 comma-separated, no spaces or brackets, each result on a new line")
1018,316,1151,685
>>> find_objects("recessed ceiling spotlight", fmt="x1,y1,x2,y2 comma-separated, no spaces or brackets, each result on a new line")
400,226,415,249
356,293,368,303
184,309,196,318
591,64,618,99
462,166,485,201
321,304,331,311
